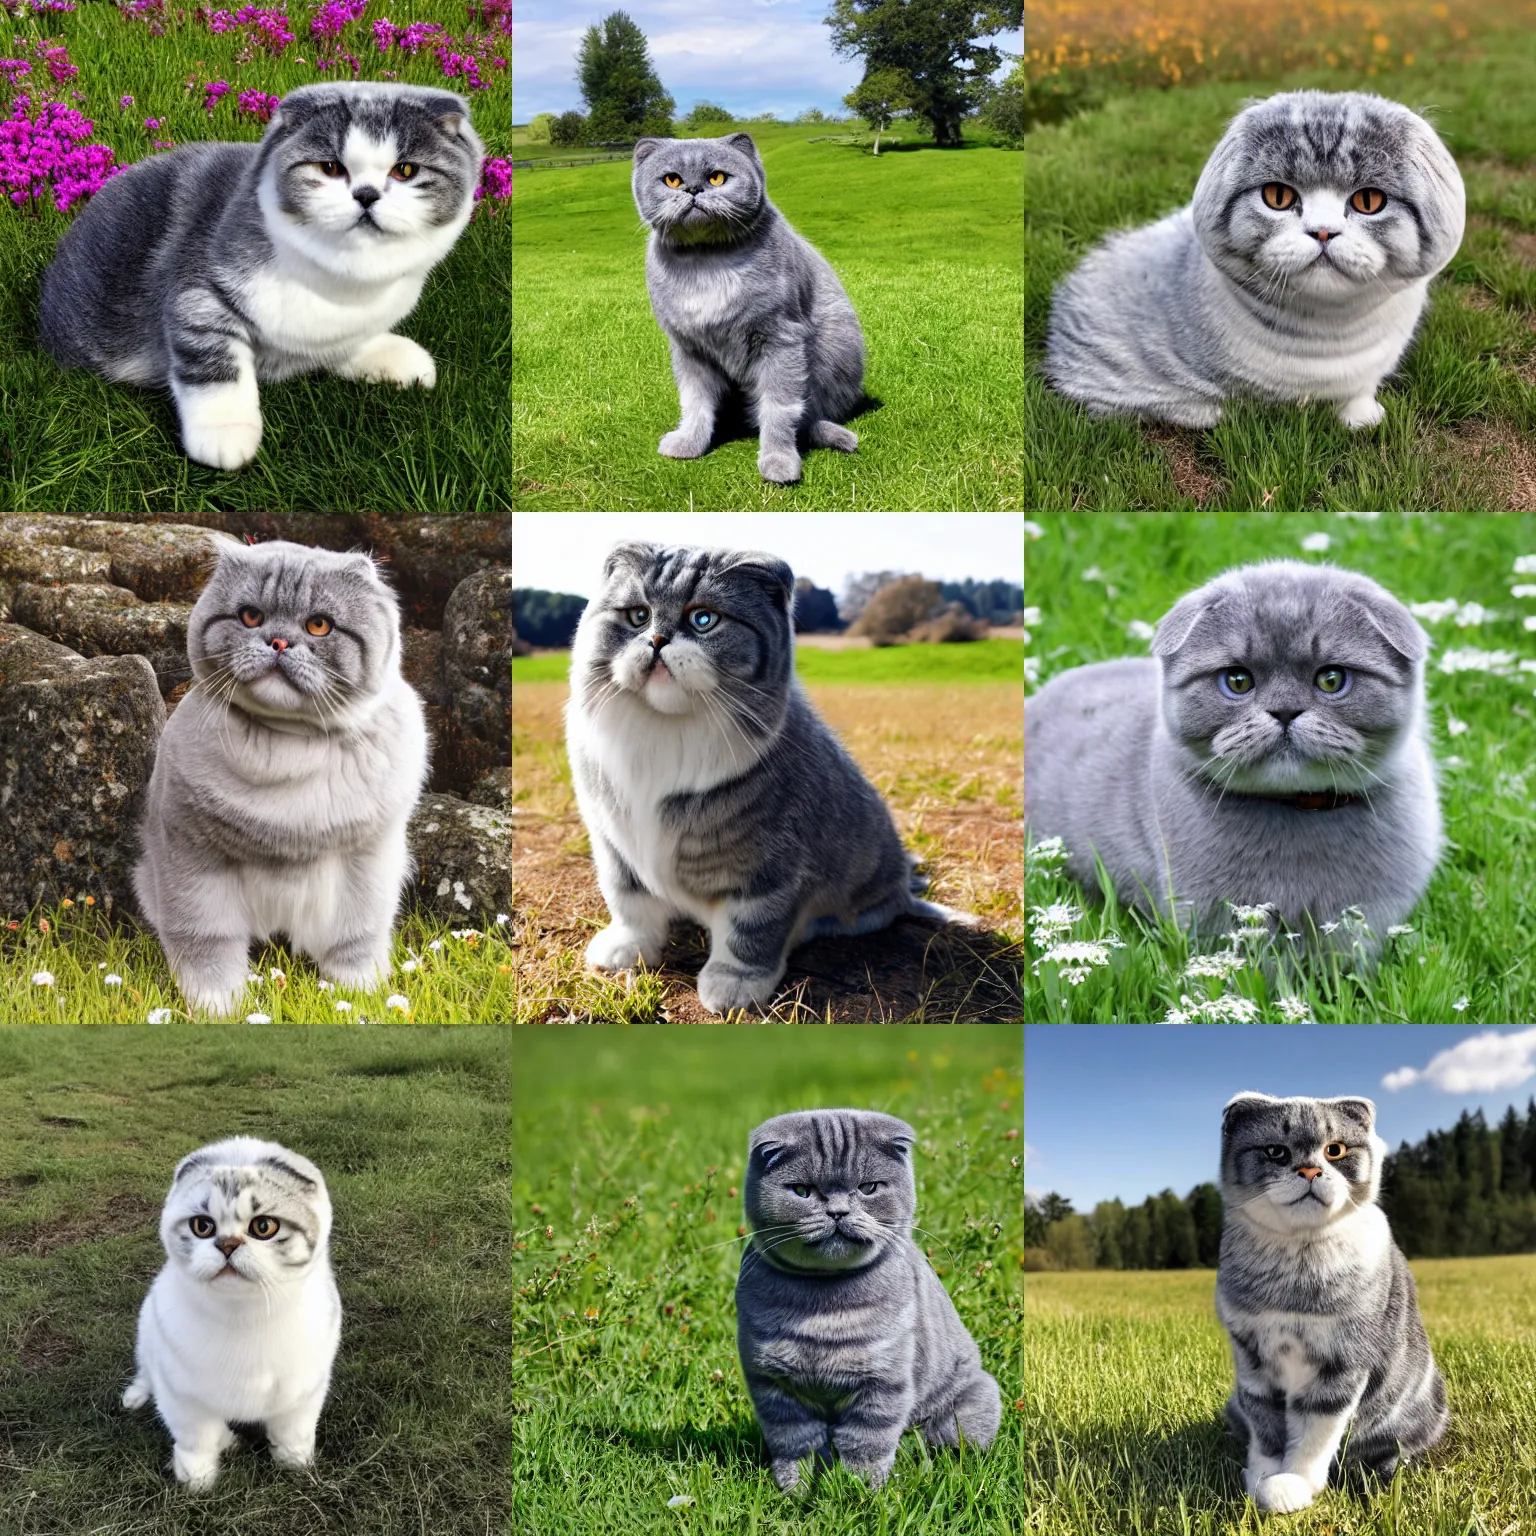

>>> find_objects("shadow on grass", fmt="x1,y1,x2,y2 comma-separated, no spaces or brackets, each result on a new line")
606,1419,764,1471
698,391,886,456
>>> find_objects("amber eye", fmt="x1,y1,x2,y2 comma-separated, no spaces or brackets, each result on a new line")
1350,187,1386,215
249,1215,280,1240
390,162,416,181
1261,182,1298,211
239,606,263,628
663,173,683,188
1324,1141,1348,1161
316,159,345,178
305,615,332,637
189,1215,216,1238
708,171,726,186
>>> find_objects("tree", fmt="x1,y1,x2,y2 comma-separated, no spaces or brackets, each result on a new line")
526,111,556,143
1186,1182,1224,1268
577,10,674,141
843,66,911,154
1045,1214,1095,1270
840,570,904,623
684,100,734,128
550,110,587,148
848,575,942,644
827,0,1023,148
792,577,842,633
977,59,1023,145
512,588,589,648
794,107,830,124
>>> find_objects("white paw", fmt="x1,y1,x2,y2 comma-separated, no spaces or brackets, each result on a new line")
269,1440,316,1470
658,429,708,459
1338,395,1385,430
180,411,262,471
758,448,803,484
696,960,780,1016
341,333,437,389
1252,1472,1316,1512
319,954,390,992
122,1378,150,1411
179,980,245,1019
172,1447,221,1490
585,924,665,972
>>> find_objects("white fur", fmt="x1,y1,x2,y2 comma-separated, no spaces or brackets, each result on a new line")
124,1138,340,1490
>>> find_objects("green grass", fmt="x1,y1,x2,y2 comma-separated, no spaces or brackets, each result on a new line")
0,1025,509,1534
1026,30,1536,510
0,2,510,514
1025,1258,1536,1533
512,1024,1024,1534
513,639,1026,686
0,901,514,1023
512,122,1023,511
1023,512,1536,1023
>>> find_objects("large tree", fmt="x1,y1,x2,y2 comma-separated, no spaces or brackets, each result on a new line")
577,10,675,141
827,0,1022,148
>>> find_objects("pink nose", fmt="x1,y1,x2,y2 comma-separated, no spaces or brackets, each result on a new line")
1298,1166,1322,1181
214,1235,243,1257
269,637,288,653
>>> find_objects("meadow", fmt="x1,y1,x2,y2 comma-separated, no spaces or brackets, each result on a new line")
1026,1,1536,510
1025,1257,1536,1534
512,1024,1024,1536
0,1025,509,1535
511,121,1023,512
1023,512,1536,1023
512,646,1024,1023
0,1,511,514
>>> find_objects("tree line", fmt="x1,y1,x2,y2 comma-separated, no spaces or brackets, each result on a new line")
1026,1103,1536,1270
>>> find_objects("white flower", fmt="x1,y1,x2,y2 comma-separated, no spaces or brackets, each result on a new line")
1027,835,1068,868
1439,647,1519,675
96,961,107,970
428,940,444,951
104,973,123,986
1454,601,1490,627
1032,938,1124,985
31,971,54,987
1409,599,1460,624
1126,619,1156,642
1444,712,1468,737
246,972,262,983
1185,952,1247,982
1024,657,1040,686
1022,606,1042,627
1319,921,1341,935
666,1495,696,1509
495,913,509,926
147,1007,174,1024
245,1012,272,1024
1228,902,1276,927
1452,996,1470,1012
1387,924,1415,937
1275,996,1313,1023
1081,565,1105,582
1525,616,1536,633
451,928,481,940
1444,754,1465,768
1162,991,1260,1023
1300,532,1331,552
401,959,419,973
317,980,335,991
1029,900,1082,944
269,968,285,982
1024,520,1044,540
1514,555,1536,574
1520,660,1536,674
1511,584,1536,598
335,1000,353,1013
386,994,409,1013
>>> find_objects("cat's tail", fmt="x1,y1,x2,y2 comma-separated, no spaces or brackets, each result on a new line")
122,1372,151,1411
905,861,981,928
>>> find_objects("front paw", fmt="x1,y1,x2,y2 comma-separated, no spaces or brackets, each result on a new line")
172,1446,222,1490
181,413,262,471
342,333,436,389
1252,1472,1315,1512
269,1439,316,1470
659,429,709,459
813,421,858,452
1338,395,1385,429
586,924,666,972
696,959,780,1016
758,448,803,484
770,1458,809,1497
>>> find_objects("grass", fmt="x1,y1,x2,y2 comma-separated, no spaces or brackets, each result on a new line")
0,1,511,514
0,1024,510,1535
0,901,514,1023
512,121,1023,511
513,663,1025,1023
511,1023,1024,1536
1026,9,1536,510
1025,1257,1536,1533
1023,512,1536,1023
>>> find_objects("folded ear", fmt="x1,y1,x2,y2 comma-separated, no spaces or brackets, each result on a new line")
1347,592,1428,664
633,138,664,167
727,551,794,610
725,131,760,161
1327,1096,1377,1131
753,1138,792,1171
602,541,657,582
1153,590,1225,657
1222,1091,1277,1132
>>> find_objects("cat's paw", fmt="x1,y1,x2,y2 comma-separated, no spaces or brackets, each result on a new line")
770,1458,808,1496
339,333,437,389
696,960,780,1016
1252,1472,1316,1512
269,1439,316,1471
177,979,246,1019
586,924,666,972
810,420,858,452
122,1375,151,1411
1338,395,1385,430
180,407,263,471
658,429,709,459
758,448,803,484
842,1457,895,1489
172,1445,222,1491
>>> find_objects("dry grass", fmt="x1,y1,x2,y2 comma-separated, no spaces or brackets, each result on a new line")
512,682,1023,1023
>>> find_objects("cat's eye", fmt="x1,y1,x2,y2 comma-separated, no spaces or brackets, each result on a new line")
249,1215,280,1239
708,171,726,186
1314,666,1350,696
1261,182,1298,211
316,160,345,178
858,1181,880,1195
305,615,333,637
790,1183,812,1198
1324,1141,1349,1161
1350,188,1386,215
688,609,719,633
389,162,417,181
189,1215,216,1238
238,606,264,628
663,173,683,189
1219,668,1255,698
1263,1144,1290,1163
625,605,650,628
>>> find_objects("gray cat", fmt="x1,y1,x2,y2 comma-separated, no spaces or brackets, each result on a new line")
133,538,429,1018
1218,1093,1448,1512
631,133,864,483
565,542,971,1018
1024,560,1440,950
736,1109,1001,1494
1045,91,1465,429
40,82,484,471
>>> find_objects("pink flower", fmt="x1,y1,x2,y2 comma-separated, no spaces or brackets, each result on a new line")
236,88,279,122
310,0,365,40
475,155,510,204
119,94,134,108
0,60,32,84
204,79,232,115
202,6,294,53
143,116,162,130
0,95,124,212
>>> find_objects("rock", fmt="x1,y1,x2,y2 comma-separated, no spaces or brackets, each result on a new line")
468,767,510,810
0,515,224,601
399,626,444,706
9,583,194,696
441,567,511,761
406,792,510,920
0,623,165,917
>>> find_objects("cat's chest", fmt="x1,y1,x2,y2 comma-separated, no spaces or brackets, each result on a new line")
651,250,756,339
1224,1304,1346,1395
235,267,425,363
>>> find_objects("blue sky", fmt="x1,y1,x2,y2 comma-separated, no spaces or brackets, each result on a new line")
1026,1026,1536,1211
512,1,1018,122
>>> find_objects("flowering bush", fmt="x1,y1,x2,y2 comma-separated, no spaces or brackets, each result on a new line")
477,154,509,202
236,87,278,121
310,0,365,39
203,77,231,113
0,93,122,209
202,6,295,55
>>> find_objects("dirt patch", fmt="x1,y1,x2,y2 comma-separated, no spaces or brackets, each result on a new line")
0,1191,159,1258
1455,420,1536,510
17,1316,81,1371
1146,427,1223,507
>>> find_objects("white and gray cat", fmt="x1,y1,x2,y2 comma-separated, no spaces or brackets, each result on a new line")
124,1137,342,1490
39,82,484,470
133,538,429,1017
1046,91,1465,429
566,541,973,1018
1024,560,1440,951
736,1109,1001,1494
632,133,864,483
1219,1093,1448,1512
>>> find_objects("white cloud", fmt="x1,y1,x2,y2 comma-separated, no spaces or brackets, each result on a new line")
1381,1028,1536,1093
1023,1141,1037,1164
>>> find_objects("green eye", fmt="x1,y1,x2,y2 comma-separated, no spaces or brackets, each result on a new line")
1315,666,1349,695
625,606,650,628
1220,668,1255,697
791,1184,811,1198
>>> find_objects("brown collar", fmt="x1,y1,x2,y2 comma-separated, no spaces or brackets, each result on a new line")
1228,788,1358,811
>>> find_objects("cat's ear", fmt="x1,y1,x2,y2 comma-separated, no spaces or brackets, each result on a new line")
1222,1091,1276,1131
754,1139,792,1170
1347,592,1428,664
1152,591,1225,657
730,552,794,611
1327,1096,1376,1131
633,139,664,167
724,132,760,162
602,541,656,581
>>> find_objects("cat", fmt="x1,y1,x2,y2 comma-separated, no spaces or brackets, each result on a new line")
1218,1093,1448,1512
123,1137,342,1490
39,81,484,471
132,538,429,1018
1024,560,1440,951
631,133,864,484
565,541,973,1018
1045,91,1465,429
736,1109,1002,1494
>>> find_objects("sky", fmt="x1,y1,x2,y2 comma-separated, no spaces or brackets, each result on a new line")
512,1,1018,122
511,513,1023,602
1025,1025,1536,1211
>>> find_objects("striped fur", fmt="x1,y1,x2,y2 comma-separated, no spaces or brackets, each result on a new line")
735,1110,1001,1494
1217,1093,1448,1513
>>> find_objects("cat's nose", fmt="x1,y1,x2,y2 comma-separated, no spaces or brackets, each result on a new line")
353,185,382,208
650,633,669,653
1297,1165,1322,1181
1307,227,1340,244
214,1235,244,1256
1268,707,1301,726
269,637,289,653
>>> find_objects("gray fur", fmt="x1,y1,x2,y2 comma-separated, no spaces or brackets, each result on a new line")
736,1109,1001,1494
40,82,483,471
565,542,971,1018
632,133,865,483
133,539,429,1018
1024,560,1440,951
1217,1092,1448,1512
1045,91,1465,430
